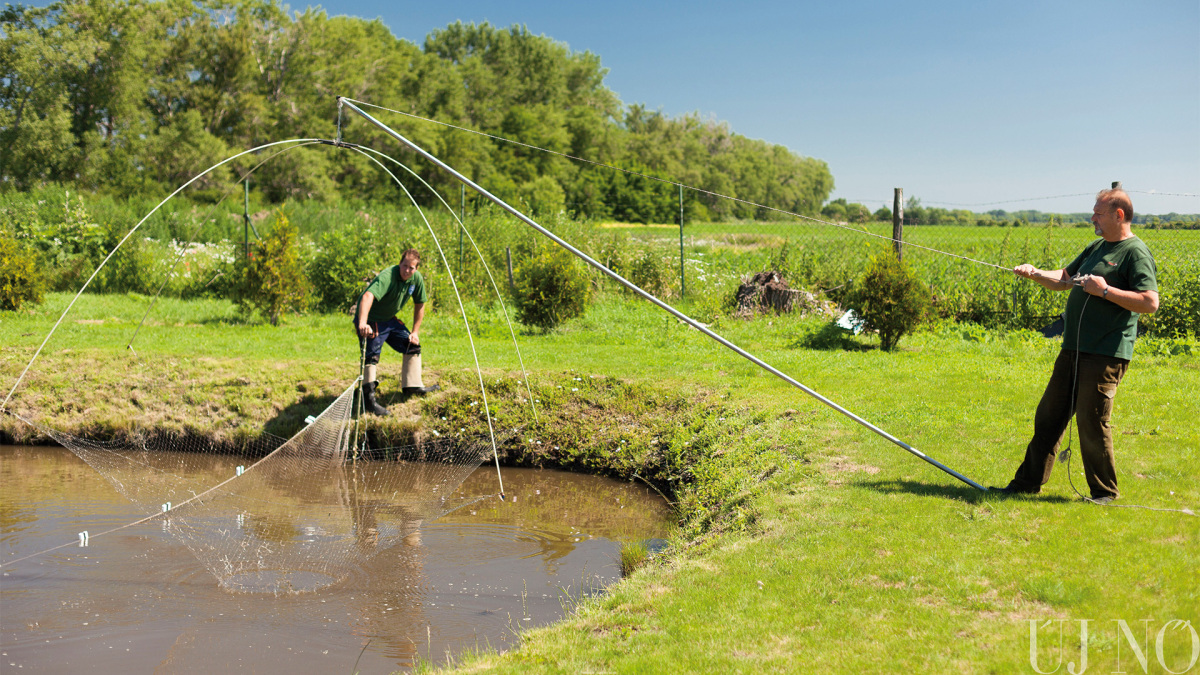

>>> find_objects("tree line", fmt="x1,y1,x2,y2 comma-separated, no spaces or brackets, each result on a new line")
1,1,834,223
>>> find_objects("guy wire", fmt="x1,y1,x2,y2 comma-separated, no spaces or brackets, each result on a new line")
343,98,1011,272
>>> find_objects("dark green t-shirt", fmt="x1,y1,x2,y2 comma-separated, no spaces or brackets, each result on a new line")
360,266,428,323
1062,236,1157,361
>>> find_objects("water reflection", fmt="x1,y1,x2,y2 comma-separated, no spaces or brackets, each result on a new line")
0,445,674,673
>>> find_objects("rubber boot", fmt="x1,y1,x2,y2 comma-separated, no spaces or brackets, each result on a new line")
362,381,390,416
401,353,440,396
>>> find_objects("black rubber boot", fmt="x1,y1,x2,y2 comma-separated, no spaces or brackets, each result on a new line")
362,381,390,416
402,384,440,396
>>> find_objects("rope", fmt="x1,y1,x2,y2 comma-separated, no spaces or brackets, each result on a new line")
341,98,1011,272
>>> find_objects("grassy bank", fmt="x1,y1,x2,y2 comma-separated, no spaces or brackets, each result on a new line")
3,292,1198,672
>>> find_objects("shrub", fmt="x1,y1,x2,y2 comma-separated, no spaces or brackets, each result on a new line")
0,235,46,311
627,245,675,299
1142,259,1200,339
512,243,592,330
846,252,932,351
309,226,370,313
233,211,310,324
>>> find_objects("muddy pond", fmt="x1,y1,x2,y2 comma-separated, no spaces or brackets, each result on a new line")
0,444,674,673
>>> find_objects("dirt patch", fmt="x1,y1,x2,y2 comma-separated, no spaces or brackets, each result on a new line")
826,456,881,475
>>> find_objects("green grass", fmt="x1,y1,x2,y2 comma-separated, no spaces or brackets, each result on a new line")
2,291,1197,673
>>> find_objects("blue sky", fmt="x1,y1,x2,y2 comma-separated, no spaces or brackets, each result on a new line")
316,0,1198,216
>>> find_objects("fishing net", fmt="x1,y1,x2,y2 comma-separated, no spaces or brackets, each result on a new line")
9,381,494,593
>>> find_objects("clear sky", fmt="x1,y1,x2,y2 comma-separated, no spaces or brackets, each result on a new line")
290,2,1198,215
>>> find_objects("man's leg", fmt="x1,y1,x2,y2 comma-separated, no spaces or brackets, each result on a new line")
1074,353,1127,500
384,323,438,395
1006,350,1078,492
361,326,390,416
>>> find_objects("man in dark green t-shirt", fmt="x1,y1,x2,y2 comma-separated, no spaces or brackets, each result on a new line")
354,248,438,416
992,189,1159,503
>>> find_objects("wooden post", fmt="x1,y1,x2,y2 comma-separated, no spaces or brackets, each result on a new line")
892,188,904,261
1111,180,1122,189
505,246,514,291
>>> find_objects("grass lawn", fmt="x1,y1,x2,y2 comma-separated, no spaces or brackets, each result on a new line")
3,291,1197,673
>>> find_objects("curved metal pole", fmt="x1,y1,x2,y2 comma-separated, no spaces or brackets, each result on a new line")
2,139,325,412
339,98,987,492
125,141,326,352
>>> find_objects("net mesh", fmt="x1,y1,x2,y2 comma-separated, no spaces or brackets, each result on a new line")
12,381,494,593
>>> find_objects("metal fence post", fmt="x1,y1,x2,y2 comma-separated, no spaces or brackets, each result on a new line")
243,179,250,260
458,184,465,272
679,184,685,298
892,187,904,261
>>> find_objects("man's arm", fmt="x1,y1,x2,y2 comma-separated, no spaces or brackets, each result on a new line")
1077,276,1160,314
409,302,426,345
1014,264,1072,291
356,292,376,338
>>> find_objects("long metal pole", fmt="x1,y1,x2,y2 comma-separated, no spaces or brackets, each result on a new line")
338,98,986,492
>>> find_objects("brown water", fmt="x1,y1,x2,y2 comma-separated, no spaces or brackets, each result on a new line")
0,445,673,673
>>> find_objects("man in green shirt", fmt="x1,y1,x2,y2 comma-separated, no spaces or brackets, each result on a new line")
354,249,438,416
992,189,1159,503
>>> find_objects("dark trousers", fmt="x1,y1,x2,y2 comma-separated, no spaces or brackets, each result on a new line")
1011,350,1128,499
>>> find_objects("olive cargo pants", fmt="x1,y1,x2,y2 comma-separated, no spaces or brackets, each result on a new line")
1009,349,1128,499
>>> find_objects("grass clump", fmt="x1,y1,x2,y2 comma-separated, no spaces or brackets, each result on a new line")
618,541,650,577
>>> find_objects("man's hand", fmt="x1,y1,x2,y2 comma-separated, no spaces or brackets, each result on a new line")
408,331,420,346
357,322,376,339
1077,274,1110,297
1013,264,1039,279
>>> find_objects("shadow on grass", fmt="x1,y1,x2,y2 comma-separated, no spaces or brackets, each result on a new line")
854,478,1073,504
262,392,340,438
788,322,875,352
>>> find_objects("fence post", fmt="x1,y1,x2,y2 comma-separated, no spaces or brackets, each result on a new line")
506,246,514,292
1111,180,1121,190
892,187,904,261
458,184,465,272
679,184,685,298
243,178,250,261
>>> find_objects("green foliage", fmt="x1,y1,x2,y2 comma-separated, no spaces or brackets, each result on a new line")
846,252,932,351
308,226,372,314
0,234,46,310
0,3,833,221
627,245,675,299
234,212,310,324
1141,258,1200,339
512,244,592,330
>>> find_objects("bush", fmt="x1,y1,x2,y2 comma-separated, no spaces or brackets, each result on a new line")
0,235,46,311
627,245,675,299
846,252,932,351
512,243,592,330
233,211,310,324
309,226,371,313
1142,259,1200,339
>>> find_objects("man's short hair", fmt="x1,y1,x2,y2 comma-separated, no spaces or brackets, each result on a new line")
1096,189,1134,223
401,248,422,266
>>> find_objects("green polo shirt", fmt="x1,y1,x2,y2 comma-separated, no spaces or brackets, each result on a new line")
1062,236,1157,361
360,266,428,323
